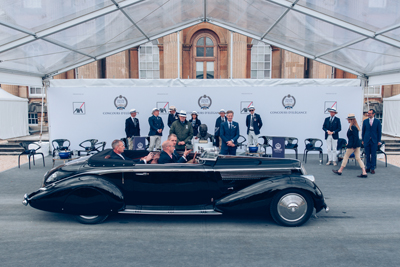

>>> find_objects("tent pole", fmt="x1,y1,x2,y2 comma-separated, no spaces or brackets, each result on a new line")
230,31,233,79
177,31,180,79
39,81,46,143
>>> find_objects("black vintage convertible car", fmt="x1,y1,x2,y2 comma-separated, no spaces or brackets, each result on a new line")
23,149,329,227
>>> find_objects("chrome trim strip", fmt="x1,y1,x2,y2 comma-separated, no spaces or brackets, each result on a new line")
118,209,222,215
71,167,301,176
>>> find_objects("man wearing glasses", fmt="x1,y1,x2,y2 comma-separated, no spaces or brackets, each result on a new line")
362,109,382,174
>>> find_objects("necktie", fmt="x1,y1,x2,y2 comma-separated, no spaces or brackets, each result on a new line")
370,119,373,126
229,122,231,129
250,115,254,128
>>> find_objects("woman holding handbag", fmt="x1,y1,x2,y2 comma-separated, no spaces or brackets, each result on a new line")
333,113,368,178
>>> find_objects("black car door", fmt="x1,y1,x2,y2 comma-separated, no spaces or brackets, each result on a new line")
124,164,213,206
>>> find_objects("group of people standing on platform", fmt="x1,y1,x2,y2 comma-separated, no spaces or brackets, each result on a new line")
124,105,263,156
323,107,382,178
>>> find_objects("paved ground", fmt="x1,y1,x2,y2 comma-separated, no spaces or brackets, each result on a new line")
1,155,400,267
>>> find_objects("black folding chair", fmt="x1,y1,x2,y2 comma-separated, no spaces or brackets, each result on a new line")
303,138,323,164
77,139,98,156
18,142,45,169
52,139,71,157
284,137,298,159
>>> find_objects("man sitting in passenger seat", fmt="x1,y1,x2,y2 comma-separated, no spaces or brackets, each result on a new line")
158,140,191,164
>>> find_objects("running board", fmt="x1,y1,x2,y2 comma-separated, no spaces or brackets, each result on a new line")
118,209,222,215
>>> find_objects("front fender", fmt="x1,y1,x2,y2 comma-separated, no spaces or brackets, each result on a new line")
215,175,325,213
27,175,124,215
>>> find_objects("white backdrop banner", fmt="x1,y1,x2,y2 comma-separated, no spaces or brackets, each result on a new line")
48,79,363,154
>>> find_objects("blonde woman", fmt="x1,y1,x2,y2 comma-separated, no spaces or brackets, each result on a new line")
333,114,368,178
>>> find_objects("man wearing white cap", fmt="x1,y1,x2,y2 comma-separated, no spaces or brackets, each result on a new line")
214,109,226,148
168,105,179,128
246,105,263,146
169,110,193,151
125,109,140,150
148,108,164,151
323,107,341,166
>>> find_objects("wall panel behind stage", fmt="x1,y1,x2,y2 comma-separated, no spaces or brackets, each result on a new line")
48,79,363,154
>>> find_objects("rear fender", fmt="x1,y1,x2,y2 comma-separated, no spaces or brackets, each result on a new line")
215,176,323,212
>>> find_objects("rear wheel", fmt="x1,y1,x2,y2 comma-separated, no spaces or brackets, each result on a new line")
270,189,313,227
75,214,109,224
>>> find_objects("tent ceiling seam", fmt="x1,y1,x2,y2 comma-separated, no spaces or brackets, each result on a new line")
261,0,299,39
111,0,150,41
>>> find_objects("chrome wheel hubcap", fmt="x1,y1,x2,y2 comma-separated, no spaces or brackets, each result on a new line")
80,215,99,220
277,193,307,222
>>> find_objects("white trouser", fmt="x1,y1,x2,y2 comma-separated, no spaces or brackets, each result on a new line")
248,130,259,146
326,135,338,162
128,137,133,150
149,136,161,151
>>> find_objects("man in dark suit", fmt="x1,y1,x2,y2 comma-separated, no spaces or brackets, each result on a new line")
168,105,179,127
362,109,382,174
158,140,191,164
108,140,153,164
214,109,226,148
220,110,240,155
125,109,140,150
246,105,263,146
148,108,164,151
322,107,341,166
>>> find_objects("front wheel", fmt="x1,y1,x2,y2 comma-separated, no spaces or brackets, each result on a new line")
270,189,314,227
75,214,109,224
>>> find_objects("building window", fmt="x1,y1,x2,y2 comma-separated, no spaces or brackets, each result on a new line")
29,86,45,98
251,41,271,79
28,112,38,125
365,85,382,97
192,31,218,79
139,41,160,79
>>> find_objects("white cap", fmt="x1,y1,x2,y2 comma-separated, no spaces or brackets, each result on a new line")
219,109,225,114
249,105,255,110
192,111,198,115
129,109,136,113
152,108,159,113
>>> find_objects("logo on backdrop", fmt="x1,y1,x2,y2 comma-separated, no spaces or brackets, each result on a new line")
282,94,296,109
73,102,85,115
198,95,212,110
324,101,337,114
240,101,253,114
156,102,169,114
137,142,144,149
114,95,128,110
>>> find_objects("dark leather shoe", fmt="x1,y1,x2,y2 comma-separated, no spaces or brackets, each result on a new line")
371,170,375,174
357,174,368,178
366,169,370,173
332,169,342,175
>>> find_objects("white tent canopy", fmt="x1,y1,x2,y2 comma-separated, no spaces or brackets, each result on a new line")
0,88,29,139
1,0,400,86
382,94,400,137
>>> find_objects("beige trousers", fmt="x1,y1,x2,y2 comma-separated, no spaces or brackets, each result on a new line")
341,147,365,168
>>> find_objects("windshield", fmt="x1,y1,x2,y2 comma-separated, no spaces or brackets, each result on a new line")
199,150,219,161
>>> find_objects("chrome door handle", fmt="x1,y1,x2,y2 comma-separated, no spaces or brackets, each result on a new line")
136,172,149,176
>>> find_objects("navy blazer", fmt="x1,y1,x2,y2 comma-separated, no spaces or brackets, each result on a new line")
125,117,140,138
189,118,202,137
158,151,187,164
362,118,382,144
108,151,146,164
246,113,263,135
214,116,226,136
220,121,240,145
346,126,361,149
168,113,179,127
322,116,341,140
148,115,164,136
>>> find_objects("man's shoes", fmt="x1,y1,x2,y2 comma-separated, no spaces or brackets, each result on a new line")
366,169,370,173
326,161,332,166
332,169,342,175
333,161,337,166
371,170,375,174
357,174,368,178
